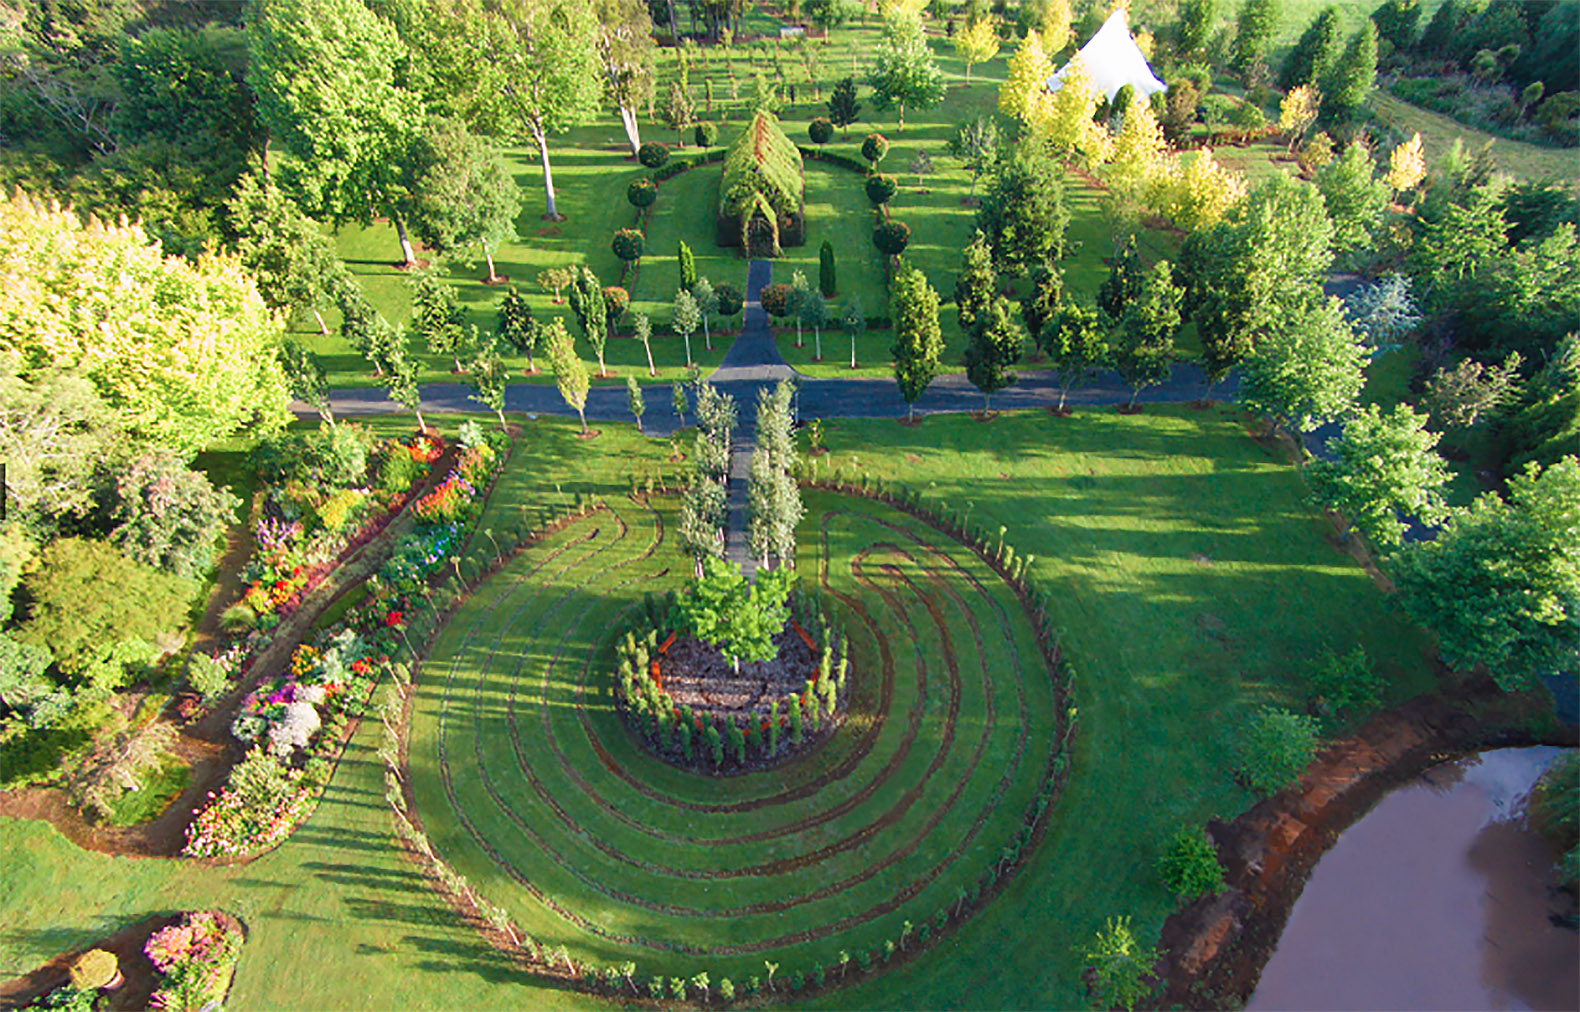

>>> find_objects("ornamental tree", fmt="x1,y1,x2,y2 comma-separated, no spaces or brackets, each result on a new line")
828,77,861,134
716,283,744,321
861,133,890,169
998,30,1054,126
407,117,522,283
612,227,645,265
874,220,911,258
637,142,670,170
0,355,123,530
865,173,899,207
496,286,539,372
1314,141,1388,259
693,277,719,350
947,116,999,202
1279,5,1341,91
867,9,944,131
628,177,658,208
976,145,1068,276
1386,132,1426,195
673,288,701,366
0,191,290,455
678,240,697,291
1112,261,1182,409
467,336,511,431
568,267,610,376
1424,354,1523,431
1230,0,1277,73
1031,54,1109,163
809,117,835,145
1322,22,1378,119
382,349,426,432
542,317,590,433
1307,403,1449,548
227,168,346,334
280,340,334,428
891,262,943,422
247,0,424,262
963,296,1023,413
410,271,469,372
786,270,811,348
1043,300,1110,412
954,17,1000,82
819,240,837,297
1238,296,1368,437
1393,456,1580,692
1020,264,1063,350
955,229,997,335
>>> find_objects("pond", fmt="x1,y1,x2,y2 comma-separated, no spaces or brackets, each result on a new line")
1248,747,1578,1012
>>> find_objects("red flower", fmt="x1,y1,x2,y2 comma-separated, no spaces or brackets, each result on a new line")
385,610,404,628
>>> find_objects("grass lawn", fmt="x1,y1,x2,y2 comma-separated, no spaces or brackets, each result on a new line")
1,403,1442,1009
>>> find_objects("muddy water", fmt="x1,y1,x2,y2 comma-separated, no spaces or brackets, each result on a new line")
1248,747,1578,1012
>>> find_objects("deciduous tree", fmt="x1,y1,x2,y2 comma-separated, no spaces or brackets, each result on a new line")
1307,403,1449,547
595,0,657,156
1238,296,1368,436
891,263,943,422
868,9,944,131
543,317,591,433
407,118,522,283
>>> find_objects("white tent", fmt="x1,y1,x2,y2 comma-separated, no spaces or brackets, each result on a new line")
1046,10,1167,102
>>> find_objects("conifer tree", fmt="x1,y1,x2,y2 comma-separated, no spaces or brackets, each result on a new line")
963,297,1023,413
891,263,943,422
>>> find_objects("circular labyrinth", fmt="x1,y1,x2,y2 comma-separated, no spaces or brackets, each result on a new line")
406,488,1066,985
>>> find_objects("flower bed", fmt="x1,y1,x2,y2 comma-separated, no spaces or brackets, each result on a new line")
144,911,244,1011
611,588,850,773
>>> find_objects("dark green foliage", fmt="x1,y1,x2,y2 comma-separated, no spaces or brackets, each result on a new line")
954,230,996,334
1019,265,1062,347
678,240,697,290
963,297,1022,411
1322,22,1378,118
1230,0,1278,73
976,147,1068,276
1370,0,1421,53
819,240,837,298
693,121,718,146
874,220,911,256
861,132,889,167
1158,829,1225,899
719,112,803,220
637,142,670,169
890,261,944,418
828,77,862,132
611,227,645,262
1280,6,1342,91
627,177,658,208
1308,645,1382,715
760,283,790,319
110,451,239,580
716,283,744,318
1112,261,1182,408
808,117,834,145
17,538,192,682
1097,237,1144,320
495,286,537,365
0,633,69,729
1530,752,1579,885
410,270,468,370
1235,707,1319,796
1503,336,1580,474
1176,0,1218,58
1513,1,1579,95
865,173,898,206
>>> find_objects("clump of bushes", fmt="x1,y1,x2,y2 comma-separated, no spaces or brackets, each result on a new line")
1158,828,1226,899
1308,645,1382,717
1530,751,1579,885
1235,707,1320,797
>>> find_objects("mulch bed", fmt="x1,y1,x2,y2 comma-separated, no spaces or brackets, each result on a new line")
658,627,817,718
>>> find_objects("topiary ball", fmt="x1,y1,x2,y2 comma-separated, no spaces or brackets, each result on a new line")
760,283,791,318
864,173,898,206
611,228,646,262
861,132,889,166
715,283,744,317
693,121,718,147
873,220,911,256
808,117,834,145
603,286,630,324
627,178,658,208
637,142,670,170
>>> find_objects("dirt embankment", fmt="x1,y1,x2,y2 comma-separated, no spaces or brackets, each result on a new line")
1155,680,1578,1010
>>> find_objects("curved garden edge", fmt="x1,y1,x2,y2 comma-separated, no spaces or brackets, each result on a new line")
0,438,458,862
377,480,1080,1004
1154,681,1579,1011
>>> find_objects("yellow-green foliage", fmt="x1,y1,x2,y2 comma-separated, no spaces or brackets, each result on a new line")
719,111,804,219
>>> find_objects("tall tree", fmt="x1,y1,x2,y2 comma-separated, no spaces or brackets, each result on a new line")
1111,260,1182,409
1393,457,1580,692
568,267,610,376
955,230,997,335
496,286,538,372
1279,6,1342,91
0,190,289,455
867,9,945,131
1307,403,1449,548
1322,22,1378,119
693,277,718,351
787,270,811,348
1238,296,1368,437
467,335,511,431
1231,0,1278,74
1176,0,1218,59
409,271,469,372
673,288,700,367
998,30,1054,126
476,0,602,221
947,116,999,202
595,0,657,156
827,77,861,134
543,317,591,433
976,145,1069,277
280,340,334,427
227,168,347,334
890,262,943,423
963,296,1022,413
1041,300,1110,412
842,298,866,369
247,0,425,263
383,348,426,432
1020,264,1063,350
626,374,645,432
1314,141,1388,260
954,17,1000,82
407,118,522,283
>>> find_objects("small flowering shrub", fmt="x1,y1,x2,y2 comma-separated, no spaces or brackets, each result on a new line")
381,522,464,591
144,911,243,1011
414,473,477,523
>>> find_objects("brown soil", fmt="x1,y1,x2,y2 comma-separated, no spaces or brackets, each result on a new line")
576,429,602,440
480,274,510,286
1191,398,1217,410
1155,681,1578,1011
659,627,817,716
1117,403,1144,414
897,415,923,428
970,410,999,422
1045,405,1073,418
392,258,432,272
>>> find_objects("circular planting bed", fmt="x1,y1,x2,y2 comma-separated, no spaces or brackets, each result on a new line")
612,588,852,773
405,489,1070,994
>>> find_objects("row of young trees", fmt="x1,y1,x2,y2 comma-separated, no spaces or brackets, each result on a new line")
747,380,804,570
677,380,737,572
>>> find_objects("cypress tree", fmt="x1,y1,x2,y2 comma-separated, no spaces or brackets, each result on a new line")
819,240,837,298
1324,22,1378,118
1279,6,1342,91
963,296,1024,413
1231,0,1278,73
953,229,996,334
678,240,697,291
1020,264,1062,347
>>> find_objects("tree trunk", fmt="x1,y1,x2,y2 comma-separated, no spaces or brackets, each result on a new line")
795,319,803,347
484,249,500,283
814,327,821,360
415,407,427,433
1058,383,1069,412
1128,385,1141,410
619,103,642,155
702,315,711,350
666,0,678,39
394,216,417,265
313,308,328,334
684,332,693,366
597,350,607,377
577,405,588,434
898,101,905,130
496,407,507,432
533,123,562,221
850,333,856,368
966,60,973,82
643,336,655,376
907,400,915,423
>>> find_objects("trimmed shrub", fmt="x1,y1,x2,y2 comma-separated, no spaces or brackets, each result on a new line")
1308,645,1382,716
864,173,898,206
611,228,645,263
715,283,744,318
110,452,239,580
637,142,670,169
760,283,791,319
1235,707,1319,797
627,177,658,208
603,286,630,329
68,950,119,990
808,117,834,144
1158,829,1225,899
861,132,890,167
874,220,911,256
693,121,718,146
